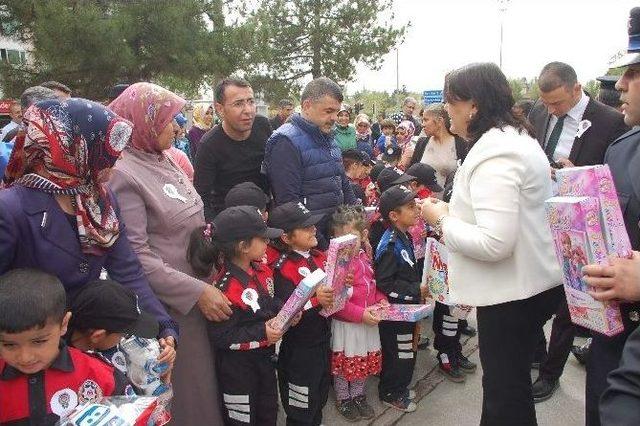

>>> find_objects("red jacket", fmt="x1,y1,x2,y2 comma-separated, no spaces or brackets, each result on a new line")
0,343,131,425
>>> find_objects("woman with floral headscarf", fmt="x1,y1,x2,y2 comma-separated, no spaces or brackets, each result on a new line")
0,99,178,343
187,103,214,159
396,119,416,170
108,83,227,425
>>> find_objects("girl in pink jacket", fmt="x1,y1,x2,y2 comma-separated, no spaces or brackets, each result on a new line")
329,206,388,421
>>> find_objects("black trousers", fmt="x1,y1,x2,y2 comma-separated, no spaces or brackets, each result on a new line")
585,328,634,426
535,297,575,381
216,349,278,426
432,301,462,365
277,340,331,426
477,286,562,426
378,320,417,400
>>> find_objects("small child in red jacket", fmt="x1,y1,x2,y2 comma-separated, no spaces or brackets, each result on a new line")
329,205,389,422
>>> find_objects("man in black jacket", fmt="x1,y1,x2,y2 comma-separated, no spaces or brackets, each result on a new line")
528,62,628,403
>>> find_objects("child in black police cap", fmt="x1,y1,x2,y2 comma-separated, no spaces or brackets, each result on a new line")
0,269,132,424
225,181,270,221
187,205,284,425
66,279,175,382
266,201,334,426
374,186,428,412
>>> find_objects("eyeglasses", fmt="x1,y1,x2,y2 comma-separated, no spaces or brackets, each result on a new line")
226,98,256,110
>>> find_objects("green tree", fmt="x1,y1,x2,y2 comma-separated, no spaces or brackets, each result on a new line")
246,0,407,101
0,0,248,99
584,79,600,99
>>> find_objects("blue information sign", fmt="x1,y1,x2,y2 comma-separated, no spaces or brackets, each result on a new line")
422,90,443,105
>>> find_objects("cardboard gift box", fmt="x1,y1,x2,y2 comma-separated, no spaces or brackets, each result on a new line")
320,234,360,317
372,303,433,322
271,269,326,332
556,165,632,258
545,196,624,336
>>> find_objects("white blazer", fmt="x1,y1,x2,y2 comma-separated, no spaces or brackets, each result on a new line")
442,126,562,306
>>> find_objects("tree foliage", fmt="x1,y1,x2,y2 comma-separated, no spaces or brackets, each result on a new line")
247,0,407,102
0,0,249,99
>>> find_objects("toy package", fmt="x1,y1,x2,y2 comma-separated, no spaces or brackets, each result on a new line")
56,396,165,426
371,303,433,322
556,165,632,258
545,196,624,336
272,269,327,332
119,337,170,398
320,234,359,317
422,238,473,319
408,218,427,260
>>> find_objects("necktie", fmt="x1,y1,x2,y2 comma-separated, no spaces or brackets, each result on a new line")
544,115,566,158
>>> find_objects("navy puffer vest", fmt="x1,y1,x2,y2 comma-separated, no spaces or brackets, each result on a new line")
265,114,346,215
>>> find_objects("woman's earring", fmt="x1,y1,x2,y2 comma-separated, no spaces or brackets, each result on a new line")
468,112,474,119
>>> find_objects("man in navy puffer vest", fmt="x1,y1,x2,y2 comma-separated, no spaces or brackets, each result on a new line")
264,77,356,249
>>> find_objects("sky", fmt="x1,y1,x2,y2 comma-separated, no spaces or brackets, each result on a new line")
346,0,637,95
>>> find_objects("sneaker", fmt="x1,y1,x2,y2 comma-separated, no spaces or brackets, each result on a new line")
405,389,416,400
353,395,375,420
460,325,477,337
438,353,466,383
457,354,477,373
532,377,559,403
381,395,417,413
336,398,361,422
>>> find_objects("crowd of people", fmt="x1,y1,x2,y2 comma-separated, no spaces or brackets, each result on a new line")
1,6,640,426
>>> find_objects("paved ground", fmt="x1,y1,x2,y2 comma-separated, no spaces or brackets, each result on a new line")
278,315,588,426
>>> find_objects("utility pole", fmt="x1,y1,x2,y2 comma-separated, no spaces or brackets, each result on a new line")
498,0,510,69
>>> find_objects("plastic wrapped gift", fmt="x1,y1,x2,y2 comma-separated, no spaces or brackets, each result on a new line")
372,303,433,322
120,337,170,398
56,396,166,426
556,165,632,258
421,238,473,319
271,269,326,332
320,234,360,317
545,196,624,336
408,218,427,260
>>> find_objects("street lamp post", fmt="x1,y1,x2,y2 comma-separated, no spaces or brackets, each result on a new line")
498,0,510,69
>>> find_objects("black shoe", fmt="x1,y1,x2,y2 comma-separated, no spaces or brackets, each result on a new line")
336,398,361,422
352,395,375,420
457,354,477,373
532,377,559,403
460,325,477,337
417,335,430,350
571,339,591,365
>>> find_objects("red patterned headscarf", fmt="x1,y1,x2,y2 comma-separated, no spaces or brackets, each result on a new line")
108,82,186,153
4,98,133,255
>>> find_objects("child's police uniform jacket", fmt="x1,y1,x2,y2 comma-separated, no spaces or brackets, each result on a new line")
374,227,421,401
268,246,331,426
0,342,132,425
208,261,281,426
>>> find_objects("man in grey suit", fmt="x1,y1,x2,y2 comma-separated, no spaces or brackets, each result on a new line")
528,62,628,403
580,7,640,425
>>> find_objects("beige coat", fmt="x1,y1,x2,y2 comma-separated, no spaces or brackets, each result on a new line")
109,147,221,425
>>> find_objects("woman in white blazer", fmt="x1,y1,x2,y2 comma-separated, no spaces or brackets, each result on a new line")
420,63,563,426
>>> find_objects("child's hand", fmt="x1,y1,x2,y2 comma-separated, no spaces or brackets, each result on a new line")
362,306,381,325
420,284,430,300
377,298,390,307
290,311,303,327
344,272,355,288
265,320,284,344
316,285,334,309
157,337,177,383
